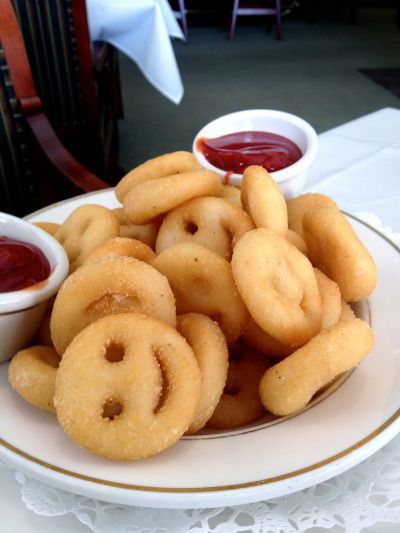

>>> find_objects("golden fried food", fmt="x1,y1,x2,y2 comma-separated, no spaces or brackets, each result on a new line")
232,228,322,346
287,229,308,256
177,313,229,434
152,242,249,342
85,237,156,264
8,346,60,413
115,151,201,202
340,300,356,320
303,206,377,301
314,268,342,329
241,165,288,236
50,256,176,354
287,193,338,237
259,318,374,416
33,222,61,237
112,207,161,249
155,196,254,260
54,313,201,460
207,351,269,429
220,184,242,207
121,170,223,225
242,317,296,359
55,204,119,272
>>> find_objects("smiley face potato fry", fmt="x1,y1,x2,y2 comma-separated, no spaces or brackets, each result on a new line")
259,318,374,416
232,228,322,347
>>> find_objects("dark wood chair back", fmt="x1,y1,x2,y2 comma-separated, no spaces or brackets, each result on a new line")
12,0,123,181
0,0,109,216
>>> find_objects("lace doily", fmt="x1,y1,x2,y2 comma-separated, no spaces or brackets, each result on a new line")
2,212,399,533
3,433,400,533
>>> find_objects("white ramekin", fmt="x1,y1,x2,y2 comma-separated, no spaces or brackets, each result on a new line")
0,212,68,363
192,109,318,198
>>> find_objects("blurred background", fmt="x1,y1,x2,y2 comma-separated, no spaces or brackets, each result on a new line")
119,0,400,169
1,0,399,214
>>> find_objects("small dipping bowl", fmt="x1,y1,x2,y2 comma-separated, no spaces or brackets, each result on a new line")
192,109,318,198
0,212,69,363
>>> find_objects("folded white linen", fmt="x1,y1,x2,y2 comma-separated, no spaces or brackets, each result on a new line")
86,0,184,104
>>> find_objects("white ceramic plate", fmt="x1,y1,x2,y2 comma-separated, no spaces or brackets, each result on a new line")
1,190,400,509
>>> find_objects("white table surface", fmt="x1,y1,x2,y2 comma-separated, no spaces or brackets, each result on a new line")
86,0,184,104
1,107,400,532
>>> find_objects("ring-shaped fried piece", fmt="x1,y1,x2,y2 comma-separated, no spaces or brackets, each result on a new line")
54,313,201,460
152,242,249,343
85,237,156,265
122,170,223,225
115,151,201,202
156,196,254,260
55,205,119,272
50,256,176,354
232,228,322,346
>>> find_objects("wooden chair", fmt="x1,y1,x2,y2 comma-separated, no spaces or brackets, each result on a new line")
229,0,283,40
12,0,123,182
0,0,109,216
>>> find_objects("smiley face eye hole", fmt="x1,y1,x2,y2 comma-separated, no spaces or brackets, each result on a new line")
184,221,198,235
104,342,125,363
102,399,123,420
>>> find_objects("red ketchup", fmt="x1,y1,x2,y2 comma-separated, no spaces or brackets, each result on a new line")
0,236,50,292
196,131,302,175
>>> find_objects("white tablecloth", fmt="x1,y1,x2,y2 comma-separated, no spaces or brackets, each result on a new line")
86,0,184,104
1,107,400,532
305,107,400,230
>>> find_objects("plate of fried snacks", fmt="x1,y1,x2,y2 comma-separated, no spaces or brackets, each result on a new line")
1,151,400,509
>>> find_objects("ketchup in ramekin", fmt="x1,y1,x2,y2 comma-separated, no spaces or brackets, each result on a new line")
196,131,302,174
0,236,50,292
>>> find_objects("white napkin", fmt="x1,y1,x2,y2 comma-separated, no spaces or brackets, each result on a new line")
86,0,184,104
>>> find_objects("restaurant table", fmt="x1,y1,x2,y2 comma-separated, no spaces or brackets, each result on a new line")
1,107,400,532
86,0,185,104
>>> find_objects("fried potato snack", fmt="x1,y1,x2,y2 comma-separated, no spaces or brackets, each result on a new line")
220,184,242,207
55,313,201,460
155,196,254,260
51,256,176,354
112,207,161,248
287,193,338,237
85,237,156,264
242,318,296,359
55,204,119,272
241,165,288,236
314,268,342,329
33,221,61,237
207,351,269,429
122,170,223,225
303,205,377,301
232,228,322,346
177,313,229,434
287,229,308,256
152,242,249,342
8,346,60,413
259,318,374,416
115,151,201,202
